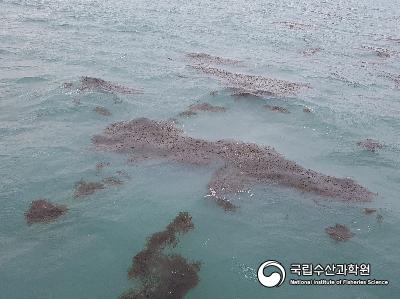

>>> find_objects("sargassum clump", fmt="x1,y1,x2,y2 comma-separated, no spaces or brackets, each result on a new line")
79,76,142,94
325,224,354,241
191,65,310,97
92,118,374,211
121,212,200,299
25,199,68,224
178,102,227,117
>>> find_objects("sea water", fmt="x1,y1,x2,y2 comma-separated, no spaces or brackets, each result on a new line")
0,0,399,298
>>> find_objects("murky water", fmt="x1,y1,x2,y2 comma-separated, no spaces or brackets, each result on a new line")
1,0,399,298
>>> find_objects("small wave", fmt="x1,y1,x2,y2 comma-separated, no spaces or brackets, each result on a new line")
0,49,14,55
15,76,49,84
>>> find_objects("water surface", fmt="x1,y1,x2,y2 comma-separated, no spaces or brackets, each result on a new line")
1,0,399,298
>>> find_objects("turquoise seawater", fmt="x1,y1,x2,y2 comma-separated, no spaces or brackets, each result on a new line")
1,0,400,298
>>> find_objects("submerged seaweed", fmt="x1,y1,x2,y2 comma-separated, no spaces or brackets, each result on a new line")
94,106,112,116
187,52,309,98
363,208,377,215
79,76,142,94
121,212,200,299
303,107,312,113
383,72,400,87
274,21,312,30
92,118,374,210
264,105,290,113
96,162,110,171
362,45,393,58
186,52,241,65
25,199,67,224
178,102,227,117
192,65,309,97
325,224,354,241
303,48,322,56
74,180,105,198
102,176,123,186
357,139,383,152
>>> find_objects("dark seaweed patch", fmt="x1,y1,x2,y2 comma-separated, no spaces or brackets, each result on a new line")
94,106,112,116
376,214,384,223
62,82,73,89
192,65,310,97
96,162,110,171
74,180,105,198
178,110,198,117
264,105,290,113
361,45,395,58
357,139,383,152
209,90,218,96
92,118,374,210
381,72,400,88
178,102,226,117
363,208,377,215
325,224,354,241
121,212,200,299
274,21,312,30
102,176,123,186
303,48,322,56
186,52,241,65
231,88,266,99
79,76,142,95
25,199,67,224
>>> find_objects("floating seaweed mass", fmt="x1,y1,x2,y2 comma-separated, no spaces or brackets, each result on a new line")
377,214,384,223
186,52,241,65
192,65,309,97
79,76,142,94
25,199,67,224
96,161,110,171
209,90,218,96
357,139,383,152
190,103,226,113
363,208,377,215
177,110,197,117
121,212,200,299
361,45,396,59
92,118,374,211
275,21,312,30
382,72,400,87
94,106,112,116
264,105,290,113
62,82,73,89
325,224,354,241
102,176,123,186
178,102,226,117
303,48,321,56
231,88,265,99
74,180,105,198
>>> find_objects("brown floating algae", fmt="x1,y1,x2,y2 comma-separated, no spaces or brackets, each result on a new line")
357,139,383,152
73,180,105,198
264,105,290,113
325,224,354,241
25,199,67,224
191,65,309,97
186,52,241,65
94,106,112,116
363,208,377,215
92,118,373,210
178,102,227,117
121,212,200,299
79,76,142,94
